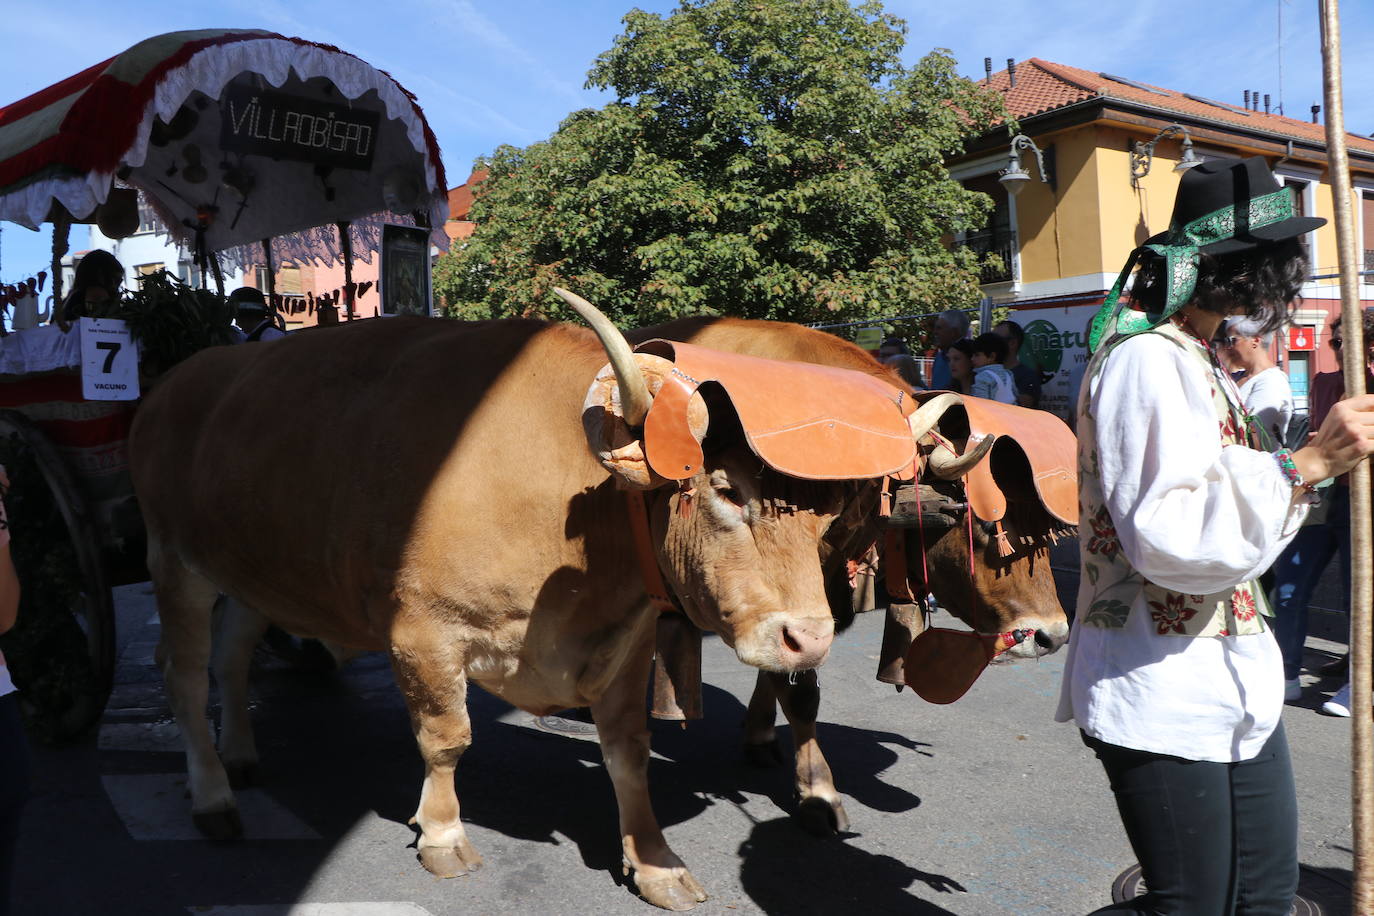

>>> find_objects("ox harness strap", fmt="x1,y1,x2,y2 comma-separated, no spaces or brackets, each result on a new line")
624,489,679,616
625,489,704,722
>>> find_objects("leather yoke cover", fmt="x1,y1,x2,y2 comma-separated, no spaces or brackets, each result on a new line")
638,339,915,481
914,391,1078,526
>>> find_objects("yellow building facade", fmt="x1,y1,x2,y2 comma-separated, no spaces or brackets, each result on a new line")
952,59,1374,417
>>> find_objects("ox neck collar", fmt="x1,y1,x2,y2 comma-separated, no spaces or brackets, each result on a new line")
623,489,682,617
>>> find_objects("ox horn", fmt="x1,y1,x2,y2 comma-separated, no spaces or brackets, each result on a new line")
554,287,653,427
927,433,995,480
908,392,960,442
907,392,996,480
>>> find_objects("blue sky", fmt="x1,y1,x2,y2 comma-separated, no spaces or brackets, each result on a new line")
2,0,1371,284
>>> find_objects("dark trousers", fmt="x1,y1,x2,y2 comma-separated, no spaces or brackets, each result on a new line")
0,693,28,916
1270,486,1350,680
1082,723,1297,916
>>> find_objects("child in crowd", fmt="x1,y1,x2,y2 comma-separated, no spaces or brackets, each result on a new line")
968,332,1017,403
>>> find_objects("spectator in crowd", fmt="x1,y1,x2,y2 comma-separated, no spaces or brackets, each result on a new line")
875,336,925,389
927,309,971,389
60,249,124,323
993,319,1042,408
230,288,287,342
945,339,975,394
0,467,24,916
877,336,907,360
1216,316,1302,700
968,332,1017,403
1219,316,1293,449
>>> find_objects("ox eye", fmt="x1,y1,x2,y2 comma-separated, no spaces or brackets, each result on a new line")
716,486,745,508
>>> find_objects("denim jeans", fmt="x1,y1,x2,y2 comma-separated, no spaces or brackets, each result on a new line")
1083,724,1298,915
1269,485,1350,680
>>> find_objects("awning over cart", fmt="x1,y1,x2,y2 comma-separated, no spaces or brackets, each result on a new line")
0,29,448,254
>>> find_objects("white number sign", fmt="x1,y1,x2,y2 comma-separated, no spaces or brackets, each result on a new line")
80,318,139,401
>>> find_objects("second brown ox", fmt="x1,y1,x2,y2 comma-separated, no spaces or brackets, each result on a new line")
631,315,1073,835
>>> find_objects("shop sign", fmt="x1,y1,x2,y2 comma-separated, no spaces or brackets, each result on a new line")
1016,305,1099,424
221,84,379,170
1287,326,1315,351
854,327,884,351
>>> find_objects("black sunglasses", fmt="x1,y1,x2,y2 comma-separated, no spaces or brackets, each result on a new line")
1331,336,1343,350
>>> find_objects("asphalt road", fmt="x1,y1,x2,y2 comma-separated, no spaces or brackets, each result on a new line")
8,545,1361,915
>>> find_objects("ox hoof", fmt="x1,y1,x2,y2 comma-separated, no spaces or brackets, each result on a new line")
418,845,482,878
224,762,260,789
796,796,850,837
743,739,783,768
634,869,708,911
192,807,243,841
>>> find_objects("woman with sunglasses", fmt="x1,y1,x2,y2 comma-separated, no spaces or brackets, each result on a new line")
1060,157,1374,914
1218,316,1293,450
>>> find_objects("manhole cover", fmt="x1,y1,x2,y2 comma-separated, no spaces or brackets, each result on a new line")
531,710,599,741
1111,863,1345,915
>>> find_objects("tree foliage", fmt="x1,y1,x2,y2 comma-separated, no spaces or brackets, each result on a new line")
434,0,1008,326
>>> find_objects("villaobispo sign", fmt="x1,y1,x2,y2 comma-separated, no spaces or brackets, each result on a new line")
220,84,379,170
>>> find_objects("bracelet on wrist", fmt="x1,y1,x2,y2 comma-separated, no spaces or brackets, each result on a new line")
1275,449,1316,493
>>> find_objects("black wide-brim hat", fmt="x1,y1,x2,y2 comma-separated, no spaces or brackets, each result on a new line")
1143,156,1325,255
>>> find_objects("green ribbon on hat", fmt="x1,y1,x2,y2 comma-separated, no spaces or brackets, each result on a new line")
1087,187,1297,352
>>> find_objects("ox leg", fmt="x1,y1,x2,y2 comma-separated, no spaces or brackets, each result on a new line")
389,629,484,879
741,671,784,767
591,638,707,911
769,670,850,836
212,597,269,788
149,547,241,840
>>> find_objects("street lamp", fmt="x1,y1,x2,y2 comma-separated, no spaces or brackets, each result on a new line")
998,134,1054,196
1129,124,1202,188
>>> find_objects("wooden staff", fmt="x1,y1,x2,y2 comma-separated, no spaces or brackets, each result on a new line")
1319,2,1373,910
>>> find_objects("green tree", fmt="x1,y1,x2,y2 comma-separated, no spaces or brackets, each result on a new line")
435,0,1007,326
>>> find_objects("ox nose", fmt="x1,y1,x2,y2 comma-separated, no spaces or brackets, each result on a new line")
1034,628,1066,652
778,622,832,670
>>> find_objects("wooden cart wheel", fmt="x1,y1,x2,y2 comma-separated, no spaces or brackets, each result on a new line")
0,409,116,743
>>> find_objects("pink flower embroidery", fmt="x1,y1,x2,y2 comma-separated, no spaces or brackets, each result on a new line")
1148,593,1197,635
1232,589,1257,622
1086,506,1121,561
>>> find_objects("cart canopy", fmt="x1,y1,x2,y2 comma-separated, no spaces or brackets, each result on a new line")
0,29,448,254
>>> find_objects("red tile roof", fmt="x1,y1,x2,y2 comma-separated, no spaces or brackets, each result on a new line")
985,58,1374,155
447,168,488,222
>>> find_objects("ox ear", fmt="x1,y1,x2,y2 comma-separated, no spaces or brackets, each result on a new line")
581,354,710,489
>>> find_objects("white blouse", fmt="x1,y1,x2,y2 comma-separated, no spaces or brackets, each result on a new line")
1238,366,1294,449
1055,332,1307,762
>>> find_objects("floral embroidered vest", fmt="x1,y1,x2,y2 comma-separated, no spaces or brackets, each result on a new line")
1077,321,1270,637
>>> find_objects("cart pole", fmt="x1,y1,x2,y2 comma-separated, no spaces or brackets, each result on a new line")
1319,2,1373,910
261,239,276,305
336,222,354,321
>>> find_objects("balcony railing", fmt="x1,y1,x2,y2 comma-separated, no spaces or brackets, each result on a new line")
957,231,1015,284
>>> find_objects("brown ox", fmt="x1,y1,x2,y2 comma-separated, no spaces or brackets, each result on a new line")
629,316,1072,834
129,302,962,911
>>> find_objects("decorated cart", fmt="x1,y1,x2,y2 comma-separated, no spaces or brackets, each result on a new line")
0,29,449,740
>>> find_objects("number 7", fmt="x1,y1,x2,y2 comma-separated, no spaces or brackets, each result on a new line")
96,341,121,373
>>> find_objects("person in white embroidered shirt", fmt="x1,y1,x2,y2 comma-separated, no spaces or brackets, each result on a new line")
1058,157,1374,915
0,466,24,916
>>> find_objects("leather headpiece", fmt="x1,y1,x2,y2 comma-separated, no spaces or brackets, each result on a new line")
911,391,1078,527
583,339,917,487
